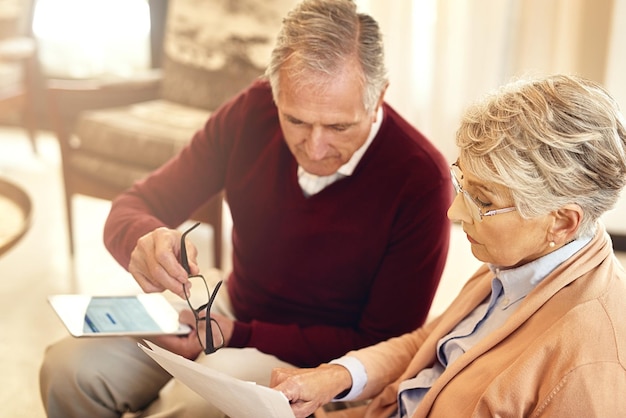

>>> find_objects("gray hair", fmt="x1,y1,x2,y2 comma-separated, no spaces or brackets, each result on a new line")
457,74,626,238
265,0,388,112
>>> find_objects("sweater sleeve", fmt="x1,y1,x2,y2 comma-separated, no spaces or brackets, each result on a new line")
103,88,236,269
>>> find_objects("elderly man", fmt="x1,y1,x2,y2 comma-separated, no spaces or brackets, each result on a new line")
39,1,451,417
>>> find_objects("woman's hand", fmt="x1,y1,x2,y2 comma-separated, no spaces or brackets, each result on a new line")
271,364,353,418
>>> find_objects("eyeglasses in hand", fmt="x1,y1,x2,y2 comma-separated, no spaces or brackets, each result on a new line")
180,222,224,355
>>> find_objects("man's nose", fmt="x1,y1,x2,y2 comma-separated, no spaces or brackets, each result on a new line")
305,127,329,160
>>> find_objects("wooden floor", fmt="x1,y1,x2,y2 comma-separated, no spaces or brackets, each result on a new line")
0,126,624,418
0,127,223,418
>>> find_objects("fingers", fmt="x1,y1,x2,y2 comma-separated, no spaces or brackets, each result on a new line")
178,309,197,325
185,311,229,350
182,241,200,276
271,364,353,417
290,400,320,418
128,227,192,298
150,332,202,360
150,309,204,359
271,368,317,403
270,367,298,388
210,312,234,345
271,368,324,418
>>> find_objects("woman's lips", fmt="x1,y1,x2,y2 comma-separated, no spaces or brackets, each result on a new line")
465,232,479,244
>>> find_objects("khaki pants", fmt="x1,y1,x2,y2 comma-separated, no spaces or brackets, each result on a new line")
39,270,292,418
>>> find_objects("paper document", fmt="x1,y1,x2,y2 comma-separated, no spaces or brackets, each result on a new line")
138,341,296,418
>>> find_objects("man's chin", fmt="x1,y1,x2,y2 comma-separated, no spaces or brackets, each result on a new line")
303,167,338,177
300,163,340,177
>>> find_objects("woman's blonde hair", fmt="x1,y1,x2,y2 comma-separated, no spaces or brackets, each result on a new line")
457,74,626,237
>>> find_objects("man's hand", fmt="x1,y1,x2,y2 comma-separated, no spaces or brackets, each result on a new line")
186,309,235,349
149,309,205,359
150,328,203,360
152,309,235,358
210,311,234,346
129,227,200,298
271,364,353,418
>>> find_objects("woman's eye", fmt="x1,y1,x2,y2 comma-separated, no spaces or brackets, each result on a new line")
474,195,492,208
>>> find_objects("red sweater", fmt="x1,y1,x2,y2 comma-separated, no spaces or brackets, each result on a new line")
104,79,452,367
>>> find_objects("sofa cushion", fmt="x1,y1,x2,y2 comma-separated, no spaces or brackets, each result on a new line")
69,153,152,190
158,0,291,110
70,153,152,189
73,99,210,169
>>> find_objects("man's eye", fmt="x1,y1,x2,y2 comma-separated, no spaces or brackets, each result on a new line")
330,125,349,132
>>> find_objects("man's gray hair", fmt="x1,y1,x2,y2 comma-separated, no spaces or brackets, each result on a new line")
265,0,388,112
457,74,626,238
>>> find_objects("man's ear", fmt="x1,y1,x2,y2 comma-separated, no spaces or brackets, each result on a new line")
549,204,584,245
372,82,389,122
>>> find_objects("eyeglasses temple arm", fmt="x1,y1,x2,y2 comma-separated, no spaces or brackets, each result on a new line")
205,280,224,353
208,280,223,306
180,222,201,274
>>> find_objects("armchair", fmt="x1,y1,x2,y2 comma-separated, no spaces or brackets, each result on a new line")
48,0,292,268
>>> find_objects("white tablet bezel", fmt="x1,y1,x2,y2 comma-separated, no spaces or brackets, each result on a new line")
48,293,191,337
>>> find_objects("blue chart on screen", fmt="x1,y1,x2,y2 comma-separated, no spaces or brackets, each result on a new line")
84,297,160,333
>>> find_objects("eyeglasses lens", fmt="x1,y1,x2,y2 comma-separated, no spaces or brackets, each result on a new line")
451,164,482,222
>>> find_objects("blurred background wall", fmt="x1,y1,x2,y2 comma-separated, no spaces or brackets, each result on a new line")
356,0,625,235
32,0,151,78
30,0,625,234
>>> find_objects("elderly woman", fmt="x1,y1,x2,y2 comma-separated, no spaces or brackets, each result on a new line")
271,74,626,417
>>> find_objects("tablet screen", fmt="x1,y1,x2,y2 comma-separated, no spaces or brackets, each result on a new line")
48,294,191,337
83,297,161,333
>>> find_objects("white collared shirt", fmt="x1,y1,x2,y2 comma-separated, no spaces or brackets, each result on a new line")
297,107,383,197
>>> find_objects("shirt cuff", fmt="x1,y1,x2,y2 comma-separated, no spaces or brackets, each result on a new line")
329,356,367,401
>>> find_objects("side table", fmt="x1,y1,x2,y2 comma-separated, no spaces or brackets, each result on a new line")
0,178,32,256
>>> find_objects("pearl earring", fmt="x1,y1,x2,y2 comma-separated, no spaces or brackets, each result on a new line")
549,241,556,248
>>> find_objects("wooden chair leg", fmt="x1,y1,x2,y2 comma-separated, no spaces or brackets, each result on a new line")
21,100,38,154
64,191,76,256
23,51,41,154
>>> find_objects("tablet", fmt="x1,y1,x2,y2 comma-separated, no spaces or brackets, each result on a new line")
48,294,192,337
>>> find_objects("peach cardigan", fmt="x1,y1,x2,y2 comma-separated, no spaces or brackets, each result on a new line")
347,225,626,417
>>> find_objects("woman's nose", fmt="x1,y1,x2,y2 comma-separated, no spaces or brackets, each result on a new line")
447,192,473,224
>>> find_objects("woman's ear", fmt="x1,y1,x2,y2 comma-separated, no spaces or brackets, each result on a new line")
549,204,583,245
